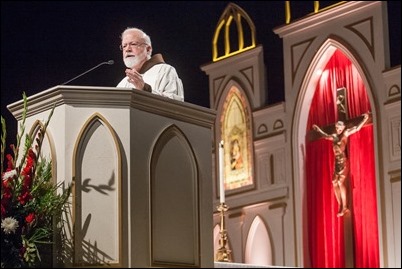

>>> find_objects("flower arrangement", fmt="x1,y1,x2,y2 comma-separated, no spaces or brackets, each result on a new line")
1,93,71,268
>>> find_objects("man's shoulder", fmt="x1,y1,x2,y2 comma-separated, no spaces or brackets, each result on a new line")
147,63,176,72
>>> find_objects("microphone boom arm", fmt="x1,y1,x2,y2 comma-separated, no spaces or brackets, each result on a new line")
61,60,114,85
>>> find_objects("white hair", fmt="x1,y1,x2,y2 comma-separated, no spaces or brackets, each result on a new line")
121,27,152,47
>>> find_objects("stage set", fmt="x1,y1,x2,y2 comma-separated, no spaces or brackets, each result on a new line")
7,1,400,268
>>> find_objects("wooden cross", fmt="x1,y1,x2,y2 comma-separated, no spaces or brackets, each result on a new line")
308,87,371,141
306,86,371,267
336,87,348,122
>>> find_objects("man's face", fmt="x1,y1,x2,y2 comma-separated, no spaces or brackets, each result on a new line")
121,32,149,69
335,123,345,134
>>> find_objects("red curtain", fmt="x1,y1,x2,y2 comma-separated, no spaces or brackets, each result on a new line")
305,50,379,268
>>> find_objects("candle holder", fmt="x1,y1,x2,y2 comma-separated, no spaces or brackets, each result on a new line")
215,202,232,262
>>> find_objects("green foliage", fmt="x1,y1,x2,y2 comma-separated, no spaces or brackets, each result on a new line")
1,92,71,268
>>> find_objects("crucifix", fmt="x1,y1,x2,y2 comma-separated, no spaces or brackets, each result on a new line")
310,87,370,216
309,87,370,139
308,87,371,267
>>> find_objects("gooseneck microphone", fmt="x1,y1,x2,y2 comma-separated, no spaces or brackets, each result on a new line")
61,60,114,85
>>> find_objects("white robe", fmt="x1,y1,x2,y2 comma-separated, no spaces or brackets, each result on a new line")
117,63,184,101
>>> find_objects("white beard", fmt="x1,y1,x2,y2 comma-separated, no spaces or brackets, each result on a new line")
124,57,138,68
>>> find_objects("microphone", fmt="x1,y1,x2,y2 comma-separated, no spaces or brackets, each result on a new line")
61,60,114,85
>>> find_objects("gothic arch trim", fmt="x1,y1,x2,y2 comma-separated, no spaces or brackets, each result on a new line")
217,77,254,110
217,81,255,195
290,37,316,85
244,215,273,265
345,17,375,60
150,124,201,267
213,3,256,62
72,112,122,266
29,119,57,184
292,38,379,266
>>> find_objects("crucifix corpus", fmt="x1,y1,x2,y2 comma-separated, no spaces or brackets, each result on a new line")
310,87,370,217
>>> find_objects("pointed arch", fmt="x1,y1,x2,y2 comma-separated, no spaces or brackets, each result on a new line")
245,215,273,265
212,3,256,61
72,112,122,266
150,124,200,267
292,39,379,268
213,224,221,255
218,81,254,194
29,119,57,183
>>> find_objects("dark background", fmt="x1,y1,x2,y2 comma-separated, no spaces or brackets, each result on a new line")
1,1,400,152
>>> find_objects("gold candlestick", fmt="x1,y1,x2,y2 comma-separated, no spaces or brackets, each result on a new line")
215,202,232,262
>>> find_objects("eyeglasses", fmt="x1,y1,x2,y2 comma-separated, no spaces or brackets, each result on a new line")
119,42,146,51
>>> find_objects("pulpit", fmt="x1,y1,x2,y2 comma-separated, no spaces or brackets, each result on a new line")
7,85,216,268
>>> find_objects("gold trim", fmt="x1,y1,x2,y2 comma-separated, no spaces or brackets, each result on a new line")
213,3,256,62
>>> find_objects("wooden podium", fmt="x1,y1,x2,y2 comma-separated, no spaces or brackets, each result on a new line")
7,85,216,268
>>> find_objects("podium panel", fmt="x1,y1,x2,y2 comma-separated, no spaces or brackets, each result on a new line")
7,86,216,268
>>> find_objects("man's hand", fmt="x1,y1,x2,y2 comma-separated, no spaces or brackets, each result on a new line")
125,69,145,90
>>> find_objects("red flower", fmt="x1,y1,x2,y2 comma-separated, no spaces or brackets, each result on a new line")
1,204,6,217
25,212,35,224
18,191,32,205
19,149,37,192
2,189,12,200
2,178,12,189
1,92,70,267
2,188,13,216
22,175,32,190
5,153,14,171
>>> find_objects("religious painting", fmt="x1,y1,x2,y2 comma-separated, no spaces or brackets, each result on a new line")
221,86,254,193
